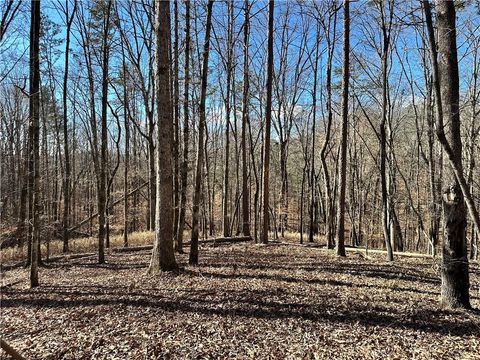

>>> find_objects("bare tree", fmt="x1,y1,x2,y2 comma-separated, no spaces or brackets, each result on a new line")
335,0,349,257
241,0,251,237
149,0,178,273
190,0,214,265
29,0,41,288
261,0,274,244
61,0,77,253
423,0,477,308
176,0,191,253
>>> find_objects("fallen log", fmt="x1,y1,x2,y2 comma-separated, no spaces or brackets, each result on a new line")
205,236,252,246
0,339,26,360
113,236,252,253
113,245,153,253
68,181,149,233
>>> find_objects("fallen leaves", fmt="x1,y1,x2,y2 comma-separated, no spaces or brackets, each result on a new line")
1,242,479,359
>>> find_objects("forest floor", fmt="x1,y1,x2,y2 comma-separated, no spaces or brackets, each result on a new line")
1,238,480,359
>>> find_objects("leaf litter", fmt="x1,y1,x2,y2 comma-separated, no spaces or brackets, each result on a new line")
1,242,479,359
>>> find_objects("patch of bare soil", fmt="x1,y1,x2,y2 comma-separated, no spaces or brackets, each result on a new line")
1,242,479,359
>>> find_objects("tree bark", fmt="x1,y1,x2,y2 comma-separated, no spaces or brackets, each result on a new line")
149,0,178,273
261,0,274,244
241,0,251,237
222,0,234,238
176,0,191,254
29,0,41,288
379,0,394,261
335,0,349,257
189,0,213,265
97,0,112,264
309,25,320,244
62,0,76,254
423,0,472,308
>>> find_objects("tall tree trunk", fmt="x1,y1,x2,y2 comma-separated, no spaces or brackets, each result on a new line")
423,0,473,309
335,0,349,257
309,25,320,243
62,0,76,253
426,76,440,256
189,0,213,265
149,0,178,273
123,94,129,247
29,0,41,288
176,0,191,254
222,0,234,238
173,0,180,241
97,0,112,264
320,3,337,249
379,0,394,261
261,0,274,244
241,0,251,237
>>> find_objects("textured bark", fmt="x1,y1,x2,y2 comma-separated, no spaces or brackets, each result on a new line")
378,0,394,261
190,0,213,265
261,0,274,244
335,0,348,257
222,0,234,238
320,3,337,249
308,25,320,244
173,0,180,241
62,0,76,253
176,0,191,254
121,42,130,248
29,0,40,288
149,0,178,273
241,0,251,237
97,0,112,264
423,0,472,308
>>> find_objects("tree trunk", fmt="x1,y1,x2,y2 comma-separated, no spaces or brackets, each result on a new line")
149,0,178,273
222,0,234,238
29,0,41,288
320,3,337,249
423,0,471,308
379,0,394,261
176,0,191,254
190,0,213,265
241,0,251,237
261,0,274,244
335,0,349,257
309,25,320,244
97,0,112,264
173,0,180,241
62,0,76,253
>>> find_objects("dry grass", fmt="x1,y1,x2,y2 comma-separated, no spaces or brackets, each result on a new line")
0,231,155,265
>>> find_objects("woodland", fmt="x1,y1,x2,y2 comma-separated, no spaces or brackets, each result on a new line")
1,0,480,358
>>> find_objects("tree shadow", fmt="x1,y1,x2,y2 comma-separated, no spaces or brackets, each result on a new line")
2,284,479,337
188,269,440,296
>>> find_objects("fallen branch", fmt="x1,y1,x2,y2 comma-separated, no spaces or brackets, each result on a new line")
68,181,149,233
0,339,26,360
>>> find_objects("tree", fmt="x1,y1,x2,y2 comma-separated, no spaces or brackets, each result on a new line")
61,0,77,253
190,0,214,265
378,0,395,261
423,0,477,308
176,0,191,253
29,0,41,288
318,1,338,249
98,0,112,263
149,0,178,273
221,0,234,238
261,0,274,244
241,0,251,237
335,0,349,257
